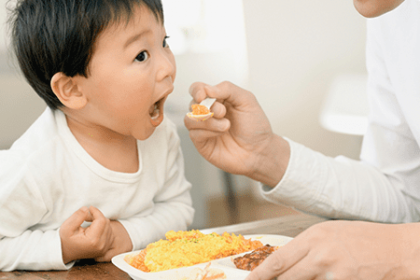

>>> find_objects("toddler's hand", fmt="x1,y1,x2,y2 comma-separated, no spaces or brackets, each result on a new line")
94,220,133,262
60,206,113,264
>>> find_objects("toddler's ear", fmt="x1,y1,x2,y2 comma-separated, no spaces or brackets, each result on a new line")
51,72,87,110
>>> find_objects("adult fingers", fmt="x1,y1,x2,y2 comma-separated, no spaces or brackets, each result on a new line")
187,128,227,144
189,82,210,102
190,81,254,109
246,239,310,280
61,206,91,233
277,254,320,280
184,115,230,133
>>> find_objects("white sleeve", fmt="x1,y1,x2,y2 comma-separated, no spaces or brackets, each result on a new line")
118,121,194,250
260,139,412,222
0,230,72,271
260,20,420,223
0,155,71,271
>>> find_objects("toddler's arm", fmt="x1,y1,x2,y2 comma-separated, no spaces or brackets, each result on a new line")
0,169,67,271
117,121,195,250
117,190,194,250
0,229,66,271
0,205,113,271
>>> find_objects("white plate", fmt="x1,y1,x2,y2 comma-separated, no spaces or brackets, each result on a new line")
111,234,293,280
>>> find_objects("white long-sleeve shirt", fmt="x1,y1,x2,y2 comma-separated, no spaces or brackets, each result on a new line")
0,108,194,271
262,0,420,223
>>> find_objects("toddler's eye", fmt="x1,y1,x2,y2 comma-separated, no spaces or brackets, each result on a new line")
135,51,149,62
163,36,170,48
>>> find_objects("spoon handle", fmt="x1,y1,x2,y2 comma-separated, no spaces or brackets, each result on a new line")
200,98,216,110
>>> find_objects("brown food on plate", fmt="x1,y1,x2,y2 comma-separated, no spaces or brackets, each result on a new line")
233,244,277,271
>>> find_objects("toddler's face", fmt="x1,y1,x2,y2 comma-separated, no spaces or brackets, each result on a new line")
353,0,404,18
76,4,176,140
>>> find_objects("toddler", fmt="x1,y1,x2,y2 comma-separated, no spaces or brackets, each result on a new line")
0,0,194,271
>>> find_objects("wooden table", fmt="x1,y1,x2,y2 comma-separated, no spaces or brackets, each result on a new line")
0,213,327,279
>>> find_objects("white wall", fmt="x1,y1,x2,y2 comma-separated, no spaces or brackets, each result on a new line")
0,0,7,52
242,0,367,159
0,1,46,150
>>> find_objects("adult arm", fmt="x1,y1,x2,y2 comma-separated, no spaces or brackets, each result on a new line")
184,20,420,222
260,15,420,223
184,80,414,222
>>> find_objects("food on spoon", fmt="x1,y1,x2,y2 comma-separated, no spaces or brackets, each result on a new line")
186,103,214,121
233,244,278,271
191,104,210,115
124,230,263,272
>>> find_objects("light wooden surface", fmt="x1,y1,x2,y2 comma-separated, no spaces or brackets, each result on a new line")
201,213,327,237
0,213,327,279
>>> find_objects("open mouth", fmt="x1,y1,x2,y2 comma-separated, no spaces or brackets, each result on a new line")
149,100,161,120
149,96,166,126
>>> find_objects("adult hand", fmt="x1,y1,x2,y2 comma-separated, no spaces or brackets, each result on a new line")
184,81,290,187
246,220,420,280
94,220,132,262
60,206,113,264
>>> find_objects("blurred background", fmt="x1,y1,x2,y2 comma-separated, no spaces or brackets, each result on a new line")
0,0,368,229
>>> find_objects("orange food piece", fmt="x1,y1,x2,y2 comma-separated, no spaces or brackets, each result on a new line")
125,249,149,272
192,104,210,115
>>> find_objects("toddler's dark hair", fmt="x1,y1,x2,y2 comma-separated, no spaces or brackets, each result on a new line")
9,0,163,110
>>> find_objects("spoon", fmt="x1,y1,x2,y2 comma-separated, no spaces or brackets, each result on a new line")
186,98,216,121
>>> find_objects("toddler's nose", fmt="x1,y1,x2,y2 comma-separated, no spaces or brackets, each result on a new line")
156,50,176,82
